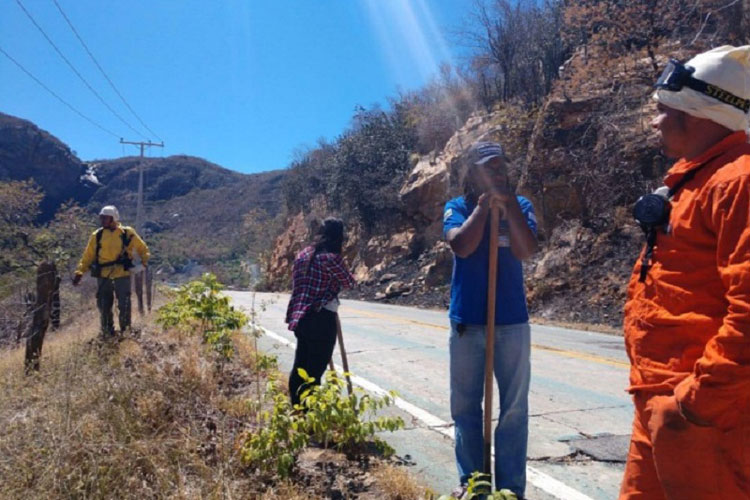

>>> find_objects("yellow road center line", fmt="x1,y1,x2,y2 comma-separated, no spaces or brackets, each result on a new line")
340,305,450,330
340,305,629,369
530,343,629,368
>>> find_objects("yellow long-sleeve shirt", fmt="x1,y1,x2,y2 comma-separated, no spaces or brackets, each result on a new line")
75,224,150,279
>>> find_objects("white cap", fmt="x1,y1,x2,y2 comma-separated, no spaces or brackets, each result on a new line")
99,205,119,221
654,45,750,133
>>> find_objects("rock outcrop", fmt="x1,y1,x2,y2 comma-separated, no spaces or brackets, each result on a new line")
263,110,515,305
262,212,309,291
265,48,673,326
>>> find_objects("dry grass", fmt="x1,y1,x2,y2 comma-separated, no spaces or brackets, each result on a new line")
373,464,432,500
257,481,321,500
0,302,270,499
0,294,432,499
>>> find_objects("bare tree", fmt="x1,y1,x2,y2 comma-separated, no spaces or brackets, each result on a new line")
563,0,747,72
462,0,568,105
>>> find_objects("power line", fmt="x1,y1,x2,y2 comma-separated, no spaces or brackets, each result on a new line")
51,0,163,141
14,0,149,141
0,45,120,138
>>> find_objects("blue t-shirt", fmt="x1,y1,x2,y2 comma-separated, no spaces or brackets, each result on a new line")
443,195,537,326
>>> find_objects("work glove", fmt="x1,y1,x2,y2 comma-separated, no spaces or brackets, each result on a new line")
72,273,82,286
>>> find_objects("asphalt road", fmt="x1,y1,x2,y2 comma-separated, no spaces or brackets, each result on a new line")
227,292,633,500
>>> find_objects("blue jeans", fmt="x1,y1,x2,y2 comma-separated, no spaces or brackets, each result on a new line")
450,321,531,497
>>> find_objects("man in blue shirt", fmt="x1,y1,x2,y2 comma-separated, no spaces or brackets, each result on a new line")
444,141,538,498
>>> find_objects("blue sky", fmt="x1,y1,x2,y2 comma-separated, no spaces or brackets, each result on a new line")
1,0,471,173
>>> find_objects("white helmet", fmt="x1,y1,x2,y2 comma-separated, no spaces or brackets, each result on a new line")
99,205,119,221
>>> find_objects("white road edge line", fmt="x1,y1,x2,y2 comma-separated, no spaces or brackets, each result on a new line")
255,324,595,500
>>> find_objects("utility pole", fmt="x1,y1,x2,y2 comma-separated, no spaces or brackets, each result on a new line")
120,139,163,233
120,138,164,314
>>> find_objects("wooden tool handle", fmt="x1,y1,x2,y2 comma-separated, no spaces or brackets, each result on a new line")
336,314,354,395
483,206,500,475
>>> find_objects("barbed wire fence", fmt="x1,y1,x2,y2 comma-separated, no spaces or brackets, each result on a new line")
0,262,100,372
2,262,163,359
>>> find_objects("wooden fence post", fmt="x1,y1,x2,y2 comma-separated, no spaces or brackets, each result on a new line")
134,269,145,315
145,267,153,312
50,274,61,330
24,262,58,374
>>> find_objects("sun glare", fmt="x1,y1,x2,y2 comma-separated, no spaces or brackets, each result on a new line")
363,0,455,87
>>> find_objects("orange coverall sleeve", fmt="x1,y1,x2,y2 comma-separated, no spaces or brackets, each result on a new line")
674,174,750,430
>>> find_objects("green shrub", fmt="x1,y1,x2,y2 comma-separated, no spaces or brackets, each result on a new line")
296,368,405,453
240,376,309,478
241,368,405,478
437,472,518,499
156,273,247,359
280,104,416,232
255,352,278,372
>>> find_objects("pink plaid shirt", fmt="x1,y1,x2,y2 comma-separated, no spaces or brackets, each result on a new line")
285,246,356,331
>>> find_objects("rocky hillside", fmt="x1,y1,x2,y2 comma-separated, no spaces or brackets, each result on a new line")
262,0,750,329
261,49,687,328
0,111,285,284
0,112,97,219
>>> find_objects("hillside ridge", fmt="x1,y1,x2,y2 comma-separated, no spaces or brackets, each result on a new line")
0,110,285,285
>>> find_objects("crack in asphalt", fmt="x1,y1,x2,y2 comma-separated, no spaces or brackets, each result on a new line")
346,345,436,355
531,448,627,465
397,422,453,435
399,411,631,466
536,413,588,435
528,451,589,463
529,404,630,418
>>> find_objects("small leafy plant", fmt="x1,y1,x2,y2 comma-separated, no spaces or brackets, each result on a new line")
296,368,405,453
240,375,309,478
255,352,278,372
437,472,518,499
241,368,405,478
156,273,248,359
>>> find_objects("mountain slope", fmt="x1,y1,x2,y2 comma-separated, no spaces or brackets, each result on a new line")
0,112,96,219
0,111,285,284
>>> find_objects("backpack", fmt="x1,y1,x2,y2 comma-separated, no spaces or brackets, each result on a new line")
90,227,134,277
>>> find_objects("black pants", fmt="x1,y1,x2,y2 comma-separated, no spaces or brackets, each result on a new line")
289,308,337,407
96,276,131,337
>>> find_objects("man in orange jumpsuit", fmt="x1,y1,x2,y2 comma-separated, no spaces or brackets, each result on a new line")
620,45,750,499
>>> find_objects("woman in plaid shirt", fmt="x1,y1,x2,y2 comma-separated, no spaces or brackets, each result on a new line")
285,218,356,406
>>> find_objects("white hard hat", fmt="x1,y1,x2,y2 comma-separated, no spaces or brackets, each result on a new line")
99,205,119,221
654,45,750,133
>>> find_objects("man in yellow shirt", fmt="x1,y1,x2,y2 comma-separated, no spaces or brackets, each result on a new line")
73,205,150,337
